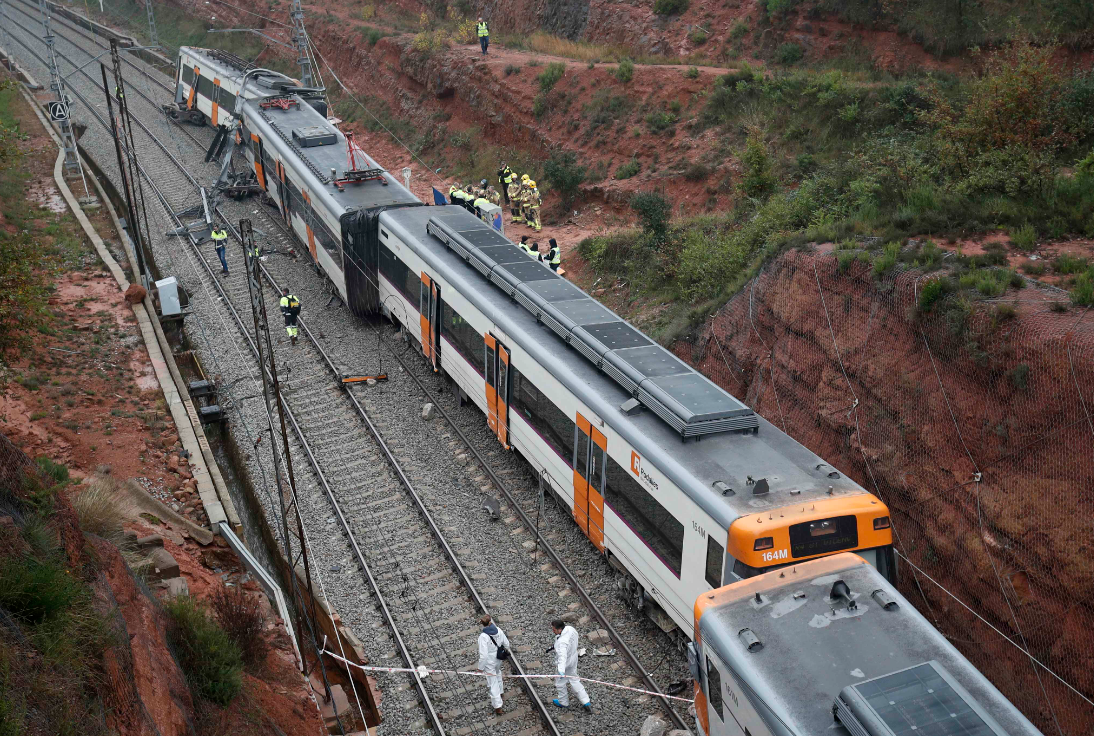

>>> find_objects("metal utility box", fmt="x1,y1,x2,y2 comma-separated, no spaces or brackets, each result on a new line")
156,276,181,316
292,126,337,148
477,202,504,236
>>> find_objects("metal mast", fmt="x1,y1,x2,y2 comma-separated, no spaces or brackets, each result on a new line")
288,0,313,87
37,0,89,196
1,0,13,66
144,0,160,50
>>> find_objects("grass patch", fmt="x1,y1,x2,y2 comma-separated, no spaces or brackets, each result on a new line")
0,556,83,625
165,596,243,706
616,158,641,180
537,62,566,93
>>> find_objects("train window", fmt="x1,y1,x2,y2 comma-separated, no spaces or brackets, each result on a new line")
196,74,215,99
378,244,419,312
509,368,574,465
218,88,236,114
181,65,194,86
441,302,485,376
604,456,684,576
788,515,858,558
706,656,724,722
705,535,724,589
314,220,340,262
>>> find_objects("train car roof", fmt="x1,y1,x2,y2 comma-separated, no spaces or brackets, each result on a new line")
379,206,878,530
696,554,1043,736
240,94,419,217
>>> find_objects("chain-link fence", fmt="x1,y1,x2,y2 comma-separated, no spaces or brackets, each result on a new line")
673,250,1094,735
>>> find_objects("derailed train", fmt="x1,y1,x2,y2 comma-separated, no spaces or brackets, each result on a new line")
173,46,897,641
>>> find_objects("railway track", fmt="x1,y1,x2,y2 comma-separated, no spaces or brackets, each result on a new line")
5,8,694,734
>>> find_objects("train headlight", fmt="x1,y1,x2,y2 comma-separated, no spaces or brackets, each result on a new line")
754,537,773,551
873,516,891,530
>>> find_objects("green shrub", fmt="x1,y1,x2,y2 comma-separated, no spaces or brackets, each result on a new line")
685,162,711,181
645,109,678,134
538,62,565,93
775,42,804,64
739,132,777,198
766,0,801,16
527,58,541,67
685,66,700,79
1021,260,1046,275
210,586,268,670
630,191,673,243
872,243,899,276
1072,269,1094,306
689,28,708,45
0,556,82,625
653,0,689,14
614,58,634,84
1053,254,1089,275
918,277,952,312
533,93,548,119
796,153,816,176
585,91,632,130
165,596,243,706
504,64,521,76
616,158,641,179
544,151,587,208
1009,223,1037,251
1008,363,1030,390
729,19,749,40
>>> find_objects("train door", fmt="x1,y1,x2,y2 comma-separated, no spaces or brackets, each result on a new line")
573,414,606,552
483,335,510,448
418,274,440,371
250,135,267,191
276,161,289,222
212,78,221,126
187,65,199,110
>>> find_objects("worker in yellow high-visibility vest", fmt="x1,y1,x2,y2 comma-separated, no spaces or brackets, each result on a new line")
211,226,229,274
477,17,490,56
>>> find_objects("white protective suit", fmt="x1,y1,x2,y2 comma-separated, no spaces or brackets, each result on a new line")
553,625,590,707
477,625,510,709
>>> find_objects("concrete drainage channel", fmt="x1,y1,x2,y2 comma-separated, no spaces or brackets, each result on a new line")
5,7,695,735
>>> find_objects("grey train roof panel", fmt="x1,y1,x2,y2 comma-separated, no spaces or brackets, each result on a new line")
425,215,757,437
698,558,1043,736
382,206,877,530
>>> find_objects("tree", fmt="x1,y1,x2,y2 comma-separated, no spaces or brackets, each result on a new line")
544,151,587,209
739,131,777,199
630,191,673,243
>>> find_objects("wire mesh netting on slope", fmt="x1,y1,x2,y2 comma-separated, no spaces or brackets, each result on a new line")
673,250,1094,736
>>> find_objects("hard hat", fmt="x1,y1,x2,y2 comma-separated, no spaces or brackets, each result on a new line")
529,180,537,188
521,174,529,181
480,178,487,186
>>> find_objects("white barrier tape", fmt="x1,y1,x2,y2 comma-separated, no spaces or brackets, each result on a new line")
316,649,695,703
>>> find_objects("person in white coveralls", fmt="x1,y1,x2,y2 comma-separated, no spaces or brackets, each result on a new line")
476,614,510,715
550,619,592,711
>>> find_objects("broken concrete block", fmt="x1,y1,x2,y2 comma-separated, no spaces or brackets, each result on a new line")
147,547,180,581
421,403,437,421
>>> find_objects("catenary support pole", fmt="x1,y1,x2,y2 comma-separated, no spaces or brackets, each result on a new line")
288,0,312,87
37,0,89,197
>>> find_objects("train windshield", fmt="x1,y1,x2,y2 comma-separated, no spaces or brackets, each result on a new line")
732,545,897,583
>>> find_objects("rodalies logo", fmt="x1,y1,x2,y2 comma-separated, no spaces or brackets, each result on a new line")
630,451,659,491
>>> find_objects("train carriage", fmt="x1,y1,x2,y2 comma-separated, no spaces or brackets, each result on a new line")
373,206,895,638
176,44,898,642
691,553,1042,736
